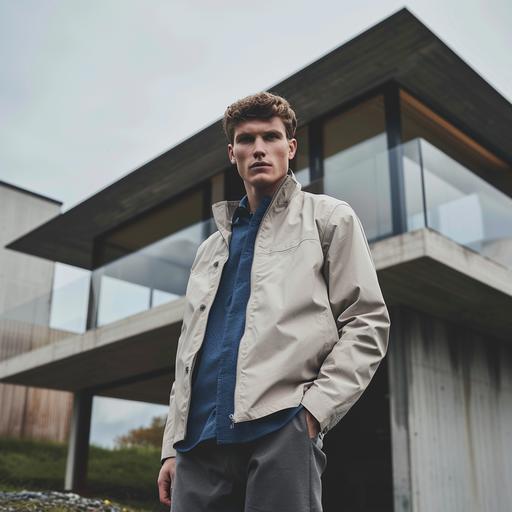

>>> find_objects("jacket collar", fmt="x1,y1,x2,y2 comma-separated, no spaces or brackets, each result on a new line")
212,169,302,243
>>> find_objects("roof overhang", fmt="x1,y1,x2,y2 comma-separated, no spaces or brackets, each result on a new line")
1,228,511,405
5,8,512,270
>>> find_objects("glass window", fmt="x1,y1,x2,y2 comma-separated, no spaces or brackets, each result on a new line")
400,90,512,269
95,187,205,267
322,95,392,241
400,89,511,192
291,125,310,186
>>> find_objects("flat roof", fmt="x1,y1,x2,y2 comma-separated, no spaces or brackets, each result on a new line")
0,179,62,206
6,7,512,269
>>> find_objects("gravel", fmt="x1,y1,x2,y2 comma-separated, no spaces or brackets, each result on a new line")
0,490,136,512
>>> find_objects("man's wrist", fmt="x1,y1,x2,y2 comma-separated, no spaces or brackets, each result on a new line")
303,406,321,435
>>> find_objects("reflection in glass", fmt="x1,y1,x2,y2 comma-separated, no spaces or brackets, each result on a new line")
93,218,216,328
404,138,512,269
96,276,150,326
400,89,511,195
322,95,391,241
293,125,310,186
317,144,393,242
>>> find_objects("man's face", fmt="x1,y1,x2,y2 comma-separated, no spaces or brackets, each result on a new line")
227,117,297,193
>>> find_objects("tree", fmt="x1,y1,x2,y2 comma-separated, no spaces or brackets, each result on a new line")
114,415,166,449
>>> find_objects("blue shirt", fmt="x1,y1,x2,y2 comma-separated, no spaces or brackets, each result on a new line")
174,194,303,452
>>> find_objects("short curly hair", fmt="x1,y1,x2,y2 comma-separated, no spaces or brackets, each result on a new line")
223,91,297,144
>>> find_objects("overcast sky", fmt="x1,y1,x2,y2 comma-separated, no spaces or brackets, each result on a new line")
1,0,511,447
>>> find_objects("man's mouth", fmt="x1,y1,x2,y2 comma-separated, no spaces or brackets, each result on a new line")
250,162,272,169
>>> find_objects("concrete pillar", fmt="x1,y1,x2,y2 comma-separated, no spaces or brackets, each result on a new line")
64,390,93,492
387,305,413,512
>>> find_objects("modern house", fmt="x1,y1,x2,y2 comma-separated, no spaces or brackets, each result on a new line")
1,8,511,511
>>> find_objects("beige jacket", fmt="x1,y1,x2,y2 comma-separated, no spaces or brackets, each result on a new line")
161,169,390,461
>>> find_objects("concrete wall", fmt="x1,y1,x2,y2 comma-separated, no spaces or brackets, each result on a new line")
0,182,73,442
389,304,512,512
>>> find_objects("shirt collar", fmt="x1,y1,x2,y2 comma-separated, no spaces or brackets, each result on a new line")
232,194,272,224
213,169,302,242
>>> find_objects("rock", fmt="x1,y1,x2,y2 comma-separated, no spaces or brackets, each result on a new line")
0,490,130,511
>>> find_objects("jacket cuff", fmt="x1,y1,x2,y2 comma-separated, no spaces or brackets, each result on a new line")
161,445,177,465
301,386,354,436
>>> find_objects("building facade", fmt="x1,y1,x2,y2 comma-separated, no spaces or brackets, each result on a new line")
1,9,511,511
0,180,72,443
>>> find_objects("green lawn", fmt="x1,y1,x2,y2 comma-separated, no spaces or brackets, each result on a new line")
0,437,167,511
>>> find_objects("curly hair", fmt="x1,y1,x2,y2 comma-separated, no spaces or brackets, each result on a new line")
222,91,297,144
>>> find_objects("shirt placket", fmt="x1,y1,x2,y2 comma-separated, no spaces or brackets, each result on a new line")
216,203,266,442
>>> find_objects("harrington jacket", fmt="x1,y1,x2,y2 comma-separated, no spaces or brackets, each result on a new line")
161,169,391,461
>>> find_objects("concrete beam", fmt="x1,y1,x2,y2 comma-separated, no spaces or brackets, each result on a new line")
371,228,512,340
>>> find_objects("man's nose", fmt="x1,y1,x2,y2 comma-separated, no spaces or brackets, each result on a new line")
253,137,266,157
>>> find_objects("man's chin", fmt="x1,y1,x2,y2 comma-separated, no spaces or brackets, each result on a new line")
247,173,284,190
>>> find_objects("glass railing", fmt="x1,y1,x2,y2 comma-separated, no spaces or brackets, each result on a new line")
1,137,510,354
0,217,217,348
403,138,512,269
0,274,91,360
305,137,512,270
89,217,216,328
317,134,394,242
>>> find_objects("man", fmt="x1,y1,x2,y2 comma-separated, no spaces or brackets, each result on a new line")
157,91,390,511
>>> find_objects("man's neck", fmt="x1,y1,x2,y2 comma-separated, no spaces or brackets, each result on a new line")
245,174,287,213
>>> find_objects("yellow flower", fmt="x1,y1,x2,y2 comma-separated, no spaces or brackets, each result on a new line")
103,499,112,505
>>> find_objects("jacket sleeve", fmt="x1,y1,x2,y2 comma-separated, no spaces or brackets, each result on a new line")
160,380,177,463
301,202,391,436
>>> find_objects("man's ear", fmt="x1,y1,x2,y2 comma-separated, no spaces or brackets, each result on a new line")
288,138,297,160
227,144,235,164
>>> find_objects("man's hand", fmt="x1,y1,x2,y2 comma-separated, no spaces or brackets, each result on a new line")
157,457,176,507
304,408,321,439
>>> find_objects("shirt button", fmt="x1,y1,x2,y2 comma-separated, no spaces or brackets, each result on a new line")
199,304,206,311
213,261,219,268
185,366,190,374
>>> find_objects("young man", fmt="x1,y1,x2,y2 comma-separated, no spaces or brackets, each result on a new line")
157,91,390,511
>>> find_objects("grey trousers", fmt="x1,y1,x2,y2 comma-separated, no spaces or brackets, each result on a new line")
170,407,327,512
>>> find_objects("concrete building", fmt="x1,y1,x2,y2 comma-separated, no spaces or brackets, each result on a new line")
1,8,511,511
0,180,72,442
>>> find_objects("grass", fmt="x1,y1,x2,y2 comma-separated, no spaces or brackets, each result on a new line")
0,437,168,511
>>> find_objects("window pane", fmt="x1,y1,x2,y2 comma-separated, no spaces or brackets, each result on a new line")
322,95,392,241
400,89,511,193
292,125,310,186
96,188,205,267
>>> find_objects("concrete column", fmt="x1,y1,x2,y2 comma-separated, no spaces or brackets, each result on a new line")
64,390,93,492
387,305,413,512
